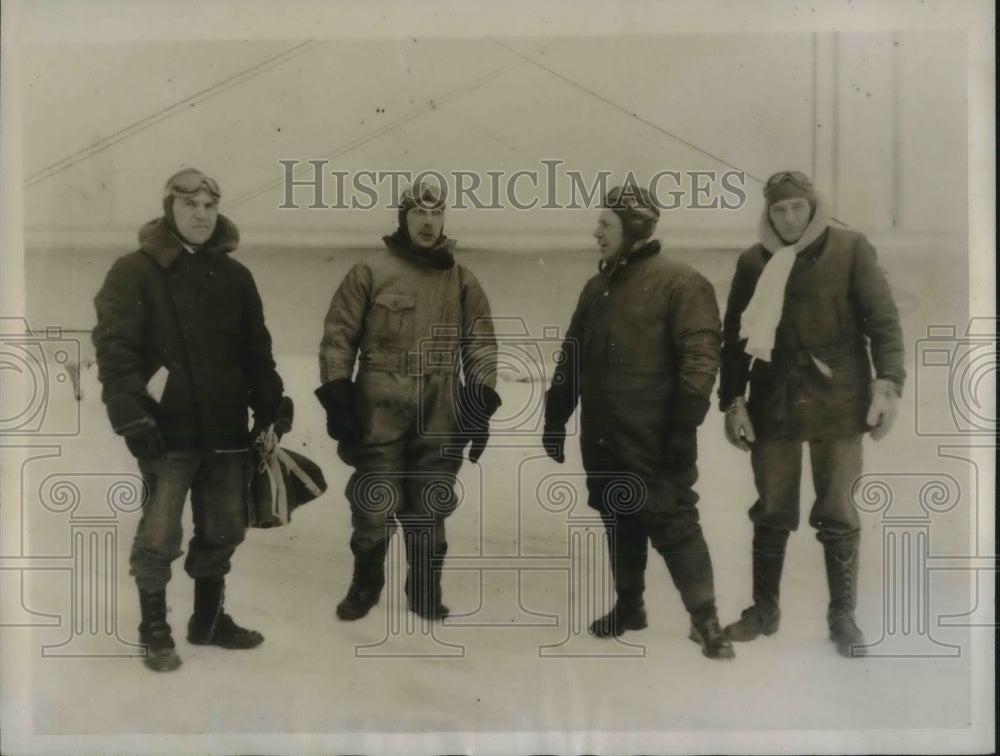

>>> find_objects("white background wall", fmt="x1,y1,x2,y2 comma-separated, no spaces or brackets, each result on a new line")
21,32,967,249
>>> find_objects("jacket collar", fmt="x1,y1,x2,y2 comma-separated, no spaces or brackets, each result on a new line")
599,238,661,279
382,230,456,269
138,215,240,268
758,195,831,256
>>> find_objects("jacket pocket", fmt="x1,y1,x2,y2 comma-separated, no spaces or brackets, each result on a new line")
369,293,417,348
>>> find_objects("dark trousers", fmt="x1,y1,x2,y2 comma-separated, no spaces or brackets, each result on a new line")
749,436,862,543
341,375,462,553
584,445,718,619
131,450,248,591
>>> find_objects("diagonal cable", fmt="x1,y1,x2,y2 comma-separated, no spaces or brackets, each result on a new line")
24,40,327,188
490,38,849,226
227,40,552,209
489,38,766,184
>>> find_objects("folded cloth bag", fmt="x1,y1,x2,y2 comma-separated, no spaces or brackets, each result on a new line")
248,426,327,528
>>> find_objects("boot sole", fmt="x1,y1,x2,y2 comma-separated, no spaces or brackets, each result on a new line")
688,628,736,660
336,601,380,621
336,609,373,621
408,606,450,621
589,618,648,638
187,632,264,649
723,624,780,642
143,650,182,672
831,635,867,658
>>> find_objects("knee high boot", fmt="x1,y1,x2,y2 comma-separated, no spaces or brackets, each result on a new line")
658,530,734,660
138,587,181,672
724,525,788,641
589,520,648,638
336,539,388,621
187,577,264,649
404,529,449,621
824,535,866,657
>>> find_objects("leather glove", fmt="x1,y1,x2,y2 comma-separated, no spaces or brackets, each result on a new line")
866,378,900,441
106,393,165,460
251,396,294,442
664,389,710,472
459,383,502,463
542,422,566,464
273,395,295,437
542,381,576,464
314,379,363,444
724,396,756,451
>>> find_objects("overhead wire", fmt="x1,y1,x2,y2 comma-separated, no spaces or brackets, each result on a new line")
226,40,553,209
24,40,327,189
27,37,847,226
489,38,848,226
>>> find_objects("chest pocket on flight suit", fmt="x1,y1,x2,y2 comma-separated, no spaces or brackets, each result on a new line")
369,293,417,348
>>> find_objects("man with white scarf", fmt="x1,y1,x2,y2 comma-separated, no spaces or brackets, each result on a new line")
717,170,904,657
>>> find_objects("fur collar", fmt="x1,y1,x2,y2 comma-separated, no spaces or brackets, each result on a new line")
138,215,240,268
382,230,456,269
758,195,831,255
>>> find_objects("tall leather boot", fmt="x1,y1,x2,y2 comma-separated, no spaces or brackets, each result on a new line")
138,587,181,672
336,539,388,621
724,525,788,642
824,535,866,657
404,530,449,621
590,520,648,638
187,577,264,649
659,530,734,660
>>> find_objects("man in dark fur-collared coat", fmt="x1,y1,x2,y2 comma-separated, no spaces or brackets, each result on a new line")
718,170,904,657
543,185,734,660
93,168,285,672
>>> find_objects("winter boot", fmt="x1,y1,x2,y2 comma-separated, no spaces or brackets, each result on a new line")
724,526,788,642
589,592,648,638
138,588,182,672
336,540,388,621
590,518,648,637
824,537,866,658
689,607,735,660
187,577,264,649
658,530,734,659
404,532,450,621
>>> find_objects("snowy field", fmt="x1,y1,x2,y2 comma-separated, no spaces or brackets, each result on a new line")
7,239,985,748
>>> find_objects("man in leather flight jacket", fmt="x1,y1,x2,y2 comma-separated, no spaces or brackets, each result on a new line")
543,185,734,660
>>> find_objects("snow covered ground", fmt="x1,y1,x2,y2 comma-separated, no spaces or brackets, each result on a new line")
3,241,989,753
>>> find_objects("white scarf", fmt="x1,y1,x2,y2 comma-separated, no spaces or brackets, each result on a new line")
739,196,832,362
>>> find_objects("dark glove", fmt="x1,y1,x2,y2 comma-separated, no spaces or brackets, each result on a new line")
106,393,164,460
251,395,294,442
314,379,363,444
459,383,502,463
542,383,576,464
273,396,295,437
542,422,566,464
664,389,710,472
